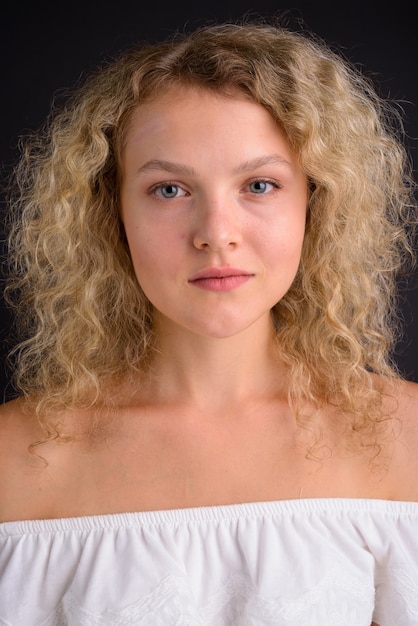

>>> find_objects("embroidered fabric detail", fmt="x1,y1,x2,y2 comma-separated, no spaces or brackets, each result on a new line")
391,567,418,614
37,570,374,626
373,566,418,626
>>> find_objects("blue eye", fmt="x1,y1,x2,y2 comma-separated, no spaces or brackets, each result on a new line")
248,180,276,194
150,183,188,199
159,184,180,198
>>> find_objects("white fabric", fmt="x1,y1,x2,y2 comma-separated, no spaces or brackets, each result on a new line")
0,498,417,625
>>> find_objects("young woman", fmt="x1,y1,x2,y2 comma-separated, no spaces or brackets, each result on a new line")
0,20,417,625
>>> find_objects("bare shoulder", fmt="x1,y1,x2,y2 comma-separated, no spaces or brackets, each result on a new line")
0,396,66,522
0,399,27,519
0,396,38,458
386,378,418,500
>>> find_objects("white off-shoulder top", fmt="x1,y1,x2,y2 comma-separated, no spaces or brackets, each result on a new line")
1,498,418,625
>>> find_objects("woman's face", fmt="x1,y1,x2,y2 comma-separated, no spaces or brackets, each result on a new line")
120,87,308,340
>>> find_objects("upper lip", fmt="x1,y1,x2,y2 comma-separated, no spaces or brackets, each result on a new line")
189,267,253,281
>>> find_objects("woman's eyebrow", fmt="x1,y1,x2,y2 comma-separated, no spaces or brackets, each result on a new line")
136,159,196,176
234,154,292,173
136,154,292,177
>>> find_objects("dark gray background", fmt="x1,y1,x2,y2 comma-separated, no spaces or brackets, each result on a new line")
1,2,417,402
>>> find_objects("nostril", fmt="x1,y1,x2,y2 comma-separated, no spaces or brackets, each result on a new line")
192,211,241,250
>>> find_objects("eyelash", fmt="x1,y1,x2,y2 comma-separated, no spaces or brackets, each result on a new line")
147,178,283,199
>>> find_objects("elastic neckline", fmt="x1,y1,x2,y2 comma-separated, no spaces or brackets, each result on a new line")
2,497,418,536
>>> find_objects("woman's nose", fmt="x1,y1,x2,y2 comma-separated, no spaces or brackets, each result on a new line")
192,197,242,251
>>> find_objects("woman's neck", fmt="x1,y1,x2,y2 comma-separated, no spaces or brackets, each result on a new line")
143,313,287,411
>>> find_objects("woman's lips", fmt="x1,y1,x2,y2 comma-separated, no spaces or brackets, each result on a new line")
188,268,253,291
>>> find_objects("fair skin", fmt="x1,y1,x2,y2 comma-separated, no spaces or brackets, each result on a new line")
0,88,417,535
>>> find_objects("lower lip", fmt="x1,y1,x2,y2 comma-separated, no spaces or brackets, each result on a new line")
189,275,252,292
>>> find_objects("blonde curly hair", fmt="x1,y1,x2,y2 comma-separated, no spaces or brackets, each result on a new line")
5,20,416,447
